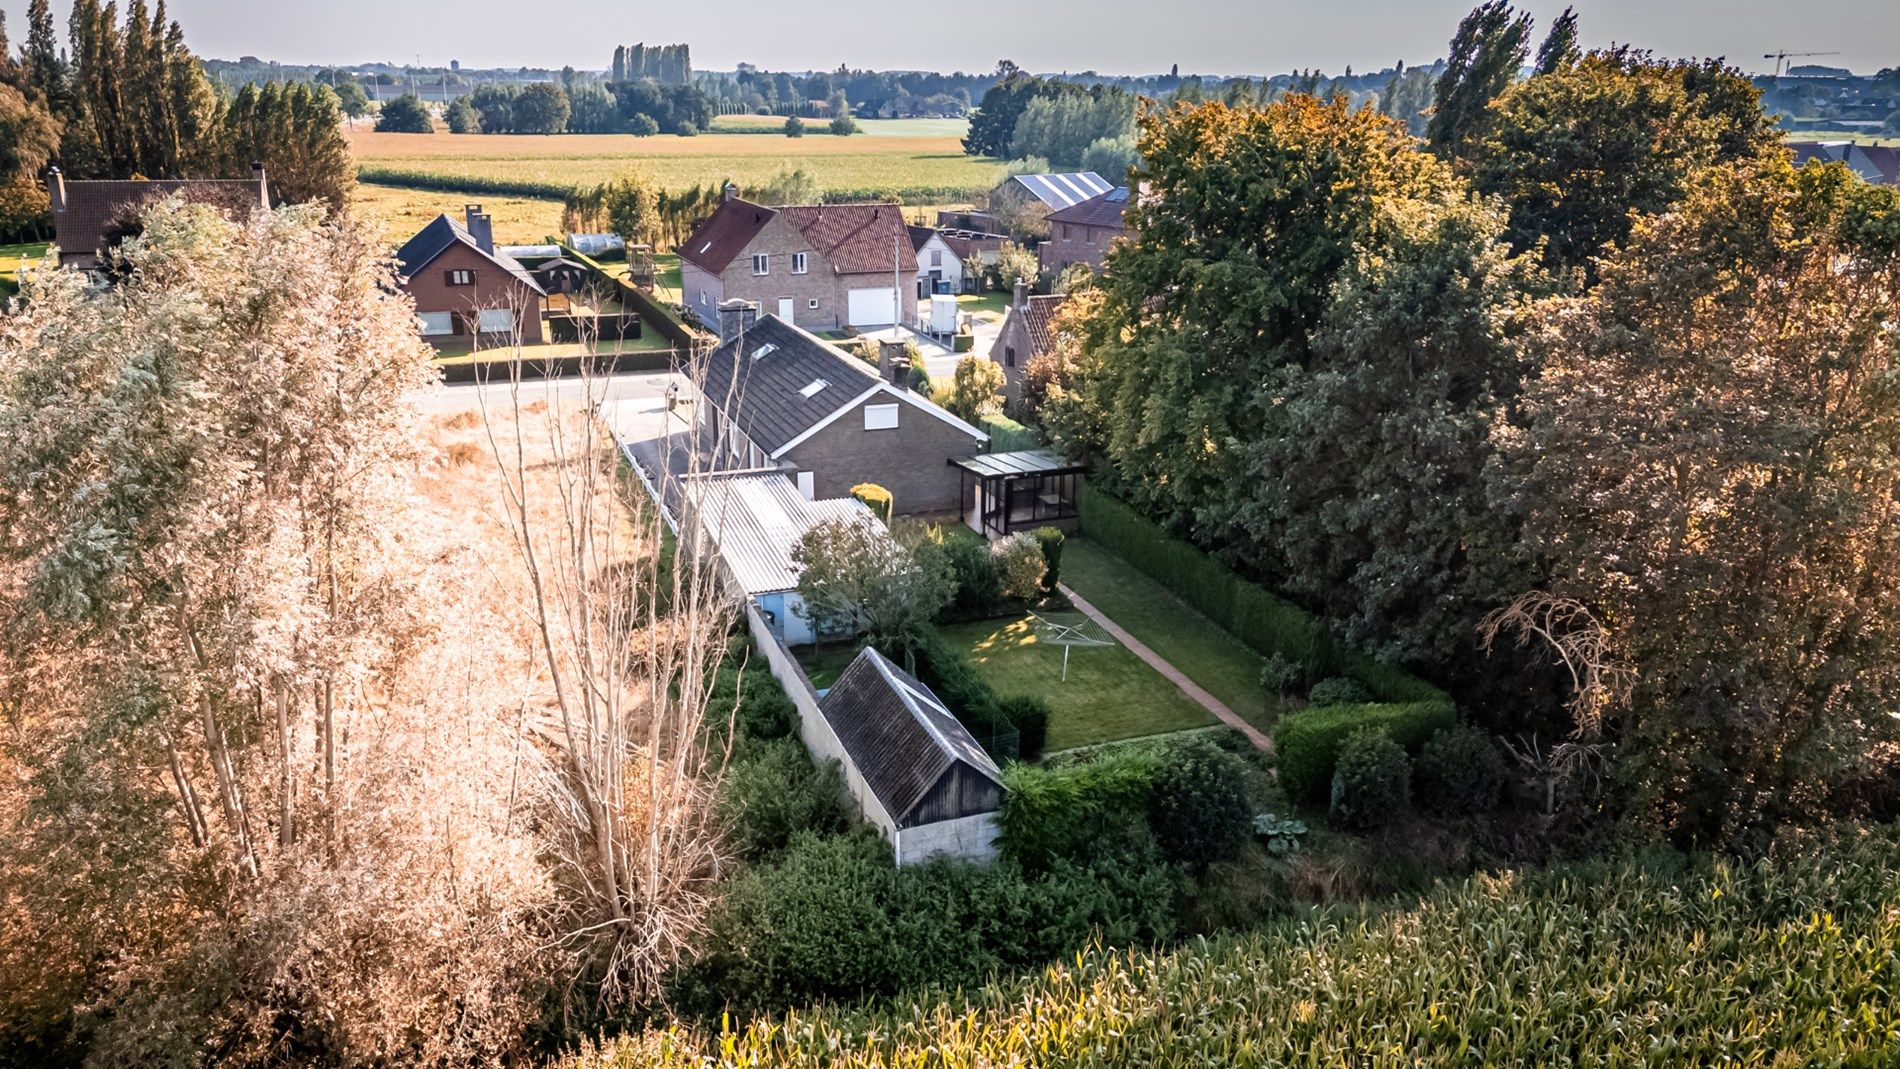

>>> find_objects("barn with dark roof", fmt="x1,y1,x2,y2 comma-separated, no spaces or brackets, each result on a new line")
810,646,1004,863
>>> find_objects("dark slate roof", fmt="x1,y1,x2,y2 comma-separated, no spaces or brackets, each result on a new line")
1006,293,1069,358
1045,185,1130,229
1003,172,1112,210
531,257,588,274
907,224,938,253
681,199,916,276
819,647,1003,823
395,214,546,294
50,175,269,266
696,315,883,454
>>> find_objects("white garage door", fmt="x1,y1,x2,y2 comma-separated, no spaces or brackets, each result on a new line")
847,286,900,327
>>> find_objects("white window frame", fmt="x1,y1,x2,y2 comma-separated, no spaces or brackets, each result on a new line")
752,253,770,276
417,311,455,337
863,403,900,431
930,249,943,266
476,308,515,334
791,252,808,274
807,298,819,309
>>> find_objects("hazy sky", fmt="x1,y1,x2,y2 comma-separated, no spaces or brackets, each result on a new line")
2,0,1894,77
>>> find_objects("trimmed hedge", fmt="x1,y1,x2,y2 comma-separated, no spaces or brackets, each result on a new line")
359,167,573,200
561,244,708,352
978,413,1042,452
1273,700,1457,804
997,747,1168,868
1078,483,1448,704
850,482,894,525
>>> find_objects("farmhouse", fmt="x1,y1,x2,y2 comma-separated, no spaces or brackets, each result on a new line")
693,303,987,512
992,282,1068,407
44,164,271,270
679,186,916,331
989,171,1113,215
395,205,548,345
1039,185,1129,275
811,646,1004,865
683,471,883,647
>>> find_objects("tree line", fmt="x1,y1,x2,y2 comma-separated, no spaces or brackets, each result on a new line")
1032,2,1900,851
0,0,353,242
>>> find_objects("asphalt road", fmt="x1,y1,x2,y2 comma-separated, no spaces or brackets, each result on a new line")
419,367,690,415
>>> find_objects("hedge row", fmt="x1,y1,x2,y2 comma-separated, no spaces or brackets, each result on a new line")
560,244,709,352
1273,700,1458,804
358,167,574,200
1077,483,1447,704
978,413,1041,453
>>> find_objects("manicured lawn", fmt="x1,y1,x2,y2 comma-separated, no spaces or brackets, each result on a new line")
944,615,1215,752
956,289,1010,320
0,242,50,296
1061,538,1288,735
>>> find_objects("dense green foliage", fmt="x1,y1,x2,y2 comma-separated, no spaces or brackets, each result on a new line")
587,825,1900,1066
718,738,850,863
1032,527,1065,590
1274,700,1458,804
1307,677,1372,707
1416,725,1506,815
1146,740,1252,867
1426,0,1530,158
1329,728,1413,828
374,92,434,133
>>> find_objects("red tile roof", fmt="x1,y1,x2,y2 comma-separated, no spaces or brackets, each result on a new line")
679,198,915,276
1014,293,1069,357
1045,186,1130,230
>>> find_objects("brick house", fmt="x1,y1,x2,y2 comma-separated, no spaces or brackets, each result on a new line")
679,187,917,332
992,282,1068,408
985,171,1111,239
693,304,987,514
395,205,547,346
44,164,271,270
1039,186,1129,275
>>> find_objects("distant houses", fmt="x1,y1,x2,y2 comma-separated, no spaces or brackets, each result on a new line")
678,185,917,332
1788,141,1900,185
44,164,271,271
1039,185,1129,276
693,304,986,512
993,282,1068,408
394,204,548,345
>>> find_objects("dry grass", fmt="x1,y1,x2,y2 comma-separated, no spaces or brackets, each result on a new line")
349,182,564,246
346,127,1003,197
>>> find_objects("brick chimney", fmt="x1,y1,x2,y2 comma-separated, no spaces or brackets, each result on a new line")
45,166,66,214
878,340,912,390
1013,278,1029,313
718,298,759,342
464,204,494,253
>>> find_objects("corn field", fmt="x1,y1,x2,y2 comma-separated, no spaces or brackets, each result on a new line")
568,824,1900,1067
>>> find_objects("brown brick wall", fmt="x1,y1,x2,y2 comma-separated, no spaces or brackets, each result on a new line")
403,242,545,345
994,309,1032,406
1038,221,1119,275
785,390,984,513
698,214,919,332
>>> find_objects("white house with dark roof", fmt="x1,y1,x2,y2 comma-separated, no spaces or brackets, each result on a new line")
692,304,987,512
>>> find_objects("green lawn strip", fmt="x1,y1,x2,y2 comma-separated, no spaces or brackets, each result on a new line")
1,242,51,296
956,290,1009,319
1061,539,1282,733
941,615,1214,752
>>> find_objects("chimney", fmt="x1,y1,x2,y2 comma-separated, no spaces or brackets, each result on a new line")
1013,278,1029,313
717,298,759,342
45,166,66,214
722,181,740,203
464,203,493,253
878,340,912,390
250,161,270,207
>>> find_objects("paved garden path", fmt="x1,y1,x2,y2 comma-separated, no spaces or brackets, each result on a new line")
1057,584,1275,753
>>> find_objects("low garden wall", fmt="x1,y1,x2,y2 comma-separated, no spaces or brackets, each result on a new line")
560,244,710,353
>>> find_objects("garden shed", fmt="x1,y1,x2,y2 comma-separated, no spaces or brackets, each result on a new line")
815,647,1004,864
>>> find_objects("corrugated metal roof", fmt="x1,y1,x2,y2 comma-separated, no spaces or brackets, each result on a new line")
819,647,1003,823
1008,171,1112,210
951,449,1084,478
685,473,882,595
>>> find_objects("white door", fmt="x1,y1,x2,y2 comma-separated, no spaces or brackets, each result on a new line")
777,296,794,324
847,286,900,327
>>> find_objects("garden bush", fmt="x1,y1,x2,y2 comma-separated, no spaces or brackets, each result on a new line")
850,482,894,525
1308,677,1372,707
1033,526,1065,590
1273,700,1457,804
998,746,1168,869
718,738,850,861
996,694,1050,762
938,533,1004,619
1258,652,1303,696
992,533,1047,600
1415,726,1505,815
1330,728,1411,829
1147,739,1252,869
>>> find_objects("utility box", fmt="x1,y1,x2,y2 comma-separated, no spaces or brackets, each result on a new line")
929,294,959,335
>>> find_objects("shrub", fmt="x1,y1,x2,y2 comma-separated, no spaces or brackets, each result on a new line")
1252,812,1308,857
1330,728,1411,829
675,122,698,136
735,669,798,740
1415,726,1505,815
783,115,806,137
1258,653,1302,696
997,747,1167,869
849,482,894,525
938,533,1004,619
1147,739,1253,869
996,694,1050,762
628,113,659,136
830,113,859,136
1273,700,1457,804
719,738,850,861
1033,527,1065,590
1308,677,1372,707
991,533,1046,601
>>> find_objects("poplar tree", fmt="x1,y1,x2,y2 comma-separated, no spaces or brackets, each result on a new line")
1426,1,1531,159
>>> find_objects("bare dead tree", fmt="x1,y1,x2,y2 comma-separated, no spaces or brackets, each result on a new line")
1480,591,1632,740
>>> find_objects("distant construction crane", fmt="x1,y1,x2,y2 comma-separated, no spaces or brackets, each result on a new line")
1763,50,1841,77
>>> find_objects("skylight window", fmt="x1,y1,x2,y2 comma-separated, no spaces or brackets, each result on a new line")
751,343,778,360
700,242,712,254
799,379,828,398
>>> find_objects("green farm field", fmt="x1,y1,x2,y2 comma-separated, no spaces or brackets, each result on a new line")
346,123,1001,199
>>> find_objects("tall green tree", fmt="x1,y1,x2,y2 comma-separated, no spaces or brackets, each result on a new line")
1426,1,1531,159
1533,6,1580,74
374,92,434,133
512,81,569,133
1495,160,1900,847
21,0,63,107
221,81,353,210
